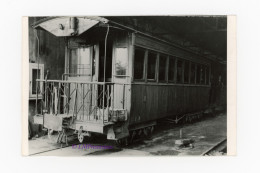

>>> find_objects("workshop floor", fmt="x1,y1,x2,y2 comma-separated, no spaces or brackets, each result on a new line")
29,112,227,156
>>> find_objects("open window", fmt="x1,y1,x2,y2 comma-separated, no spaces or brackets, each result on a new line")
205,65,209,85
159,54,167,82
184,60,190,84
168,57,175,82
147,51,157,81
196,64,201,84
176,59,183,83
133,47,146,80
200,65,206,84
190,62,196,84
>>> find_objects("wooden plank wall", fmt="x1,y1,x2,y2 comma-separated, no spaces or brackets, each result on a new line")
29,17,65,80
130,84,210,125
28,17,66,136
129,33,211,125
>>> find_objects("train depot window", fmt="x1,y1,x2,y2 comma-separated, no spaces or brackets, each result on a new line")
115,47,128,76
190,63,196,84
196,64,201,84
159,54,167,82
134,48,146,80
147,51,157,80
184,60,190,84
176,59,183,83
168,57,175,82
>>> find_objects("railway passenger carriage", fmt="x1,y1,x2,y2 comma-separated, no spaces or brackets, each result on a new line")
32,16,216,144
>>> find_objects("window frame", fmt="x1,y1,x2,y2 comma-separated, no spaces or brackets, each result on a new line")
183,60,190,84
114,47,128,77
132,45,211,86
133,47,146,81
205,65,209,85
196,64,201,85
200,65,206,85
158,53,168,83
146,50,158,82
176,58,184,84
190,62,196,84
68,46,94,76
29,63,44,99
168,56,176,83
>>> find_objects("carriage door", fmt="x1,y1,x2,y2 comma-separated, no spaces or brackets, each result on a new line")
113,47,128,109
68,46,95,120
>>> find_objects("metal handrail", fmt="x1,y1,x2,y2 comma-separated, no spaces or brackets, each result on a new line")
35,79,128,124
36,79,114,85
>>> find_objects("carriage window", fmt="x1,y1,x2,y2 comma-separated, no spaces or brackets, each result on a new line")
69,47,92,76
147,51,157,80
196,64,201,84
205,66,209,85
176,59,183,83
190,63,196,84
201,65,205,84
78,47,91,75
168,57,175,82
134,48,146,80
184,61,190,84
159,54,167,82
115,48,128,76
69,49,77,74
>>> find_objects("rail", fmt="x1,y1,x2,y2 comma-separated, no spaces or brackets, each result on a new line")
201,139,227,156
35,79,128,124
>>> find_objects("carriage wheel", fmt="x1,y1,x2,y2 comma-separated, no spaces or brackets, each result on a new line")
145,126,154,139
129,130,136,143
115,139,122,146
115,137,129,147
150,126,154,134
78,133,84,143
143,127,148,136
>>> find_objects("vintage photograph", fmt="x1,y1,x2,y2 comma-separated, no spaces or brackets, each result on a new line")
26,16,227,156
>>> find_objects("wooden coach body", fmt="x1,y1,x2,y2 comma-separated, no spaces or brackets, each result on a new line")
32,17,213,142
129,34,211,128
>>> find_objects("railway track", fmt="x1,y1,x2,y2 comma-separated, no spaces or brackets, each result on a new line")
201,139,227,156
29,134,117,156
29,114,227,156
29,141,81,156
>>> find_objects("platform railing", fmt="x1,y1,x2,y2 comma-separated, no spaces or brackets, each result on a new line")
35,79,124,124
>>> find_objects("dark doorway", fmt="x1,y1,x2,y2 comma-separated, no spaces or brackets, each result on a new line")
99,40,113,82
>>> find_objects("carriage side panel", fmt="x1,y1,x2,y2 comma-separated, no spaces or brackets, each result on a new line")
130,84,210,125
